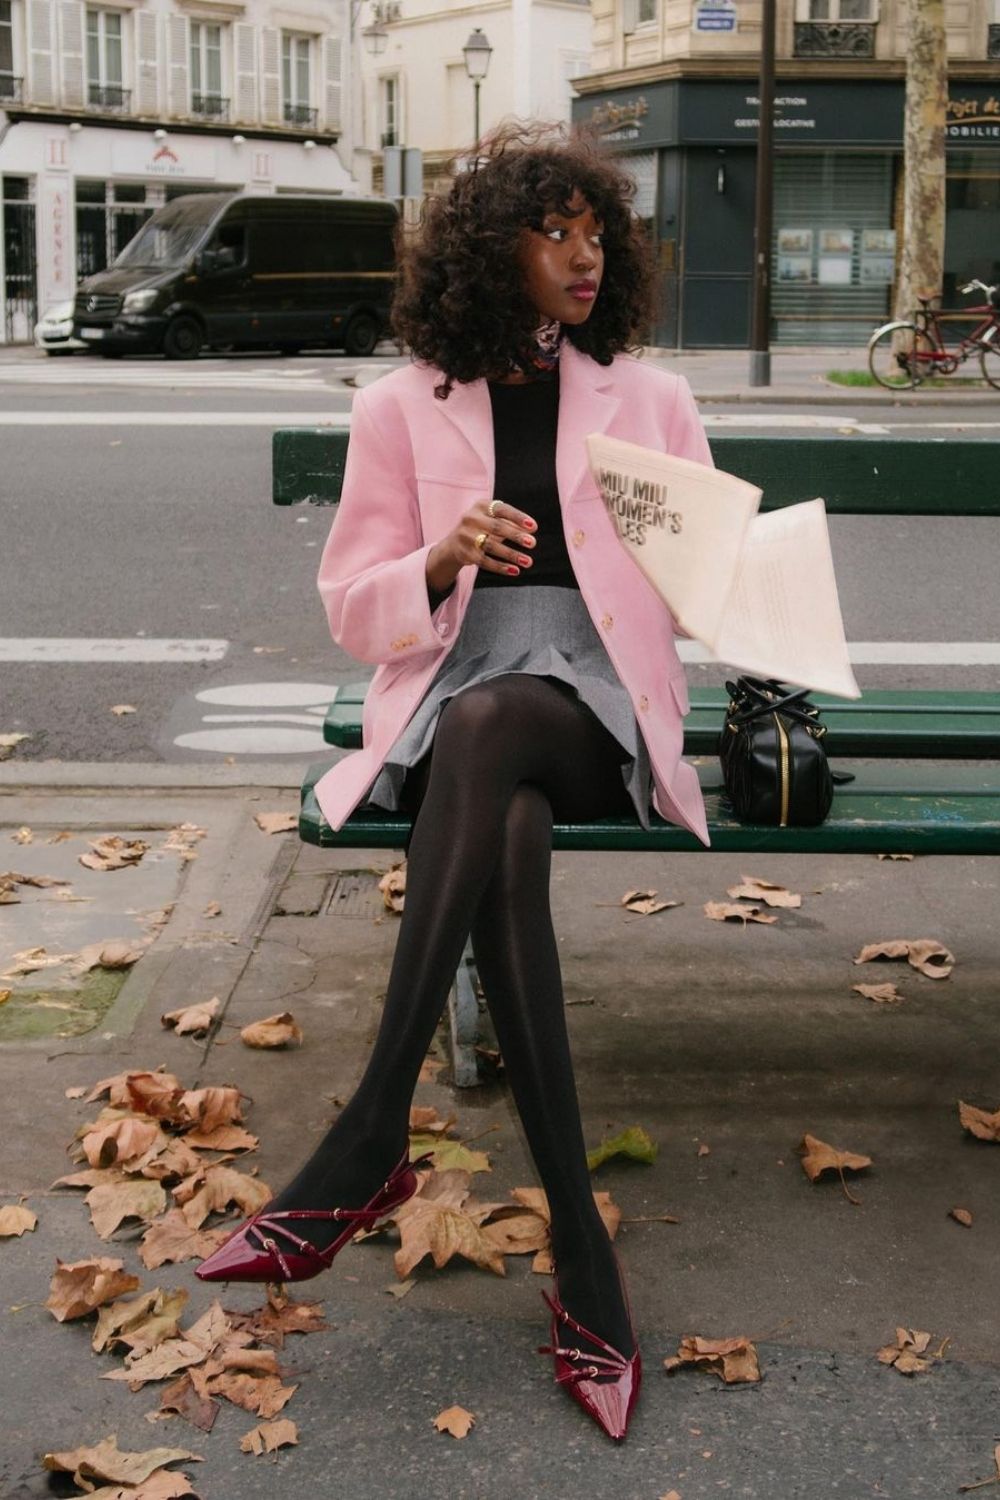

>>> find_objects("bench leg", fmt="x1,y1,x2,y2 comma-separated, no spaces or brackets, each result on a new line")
448,938,481,1088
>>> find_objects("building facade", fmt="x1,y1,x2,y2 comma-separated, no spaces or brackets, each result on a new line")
356,0,592,195
0,0,355,340
572,0,1000,346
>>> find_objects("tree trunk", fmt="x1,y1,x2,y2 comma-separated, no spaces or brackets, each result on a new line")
893,0,948,323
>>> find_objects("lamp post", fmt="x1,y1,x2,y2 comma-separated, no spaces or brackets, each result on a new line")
749,0,775,386
462,28,492,148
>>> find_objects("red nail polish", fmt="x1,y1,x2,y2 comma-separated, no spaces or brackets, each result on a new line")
522,518,536,530
506,565,519,575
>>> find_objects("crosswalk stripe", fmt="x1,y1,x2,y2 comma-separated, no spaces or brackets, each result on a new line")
0,638,229,662
0,411,348,425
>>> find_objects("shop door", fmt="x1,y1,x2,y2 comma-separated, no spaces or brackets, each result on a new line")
678,149,755,348
2,179,37,343
772,153,894,345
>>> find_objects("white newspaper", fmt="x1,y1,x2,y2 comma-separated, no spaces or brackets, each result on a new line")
586,433,860,699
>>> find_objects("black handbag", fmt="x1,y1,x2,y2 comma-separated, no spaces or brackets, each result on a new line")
719,677,837,827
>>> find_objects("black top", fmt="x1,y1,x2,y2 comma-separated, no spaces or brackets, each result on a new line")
475,369,577,590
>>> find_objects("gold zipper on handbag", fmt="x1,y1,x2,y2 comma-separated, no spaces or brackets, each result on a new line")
775,713,791,826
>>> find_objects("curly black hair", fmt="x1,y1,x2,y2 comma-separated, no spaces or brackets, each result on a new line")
391,120,657,396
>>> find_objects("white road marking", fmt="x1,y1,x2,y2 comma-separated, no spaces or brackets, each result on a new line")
0,638,229,662
174,726,327,753
679,641,1000,666
196,682,336,706
0,411,350,425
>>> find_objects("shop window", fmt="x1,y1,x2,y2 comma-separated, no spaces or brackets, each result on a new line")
380,75,398,147
281,33,314,126
191,22,226,118
86,9,127,110
75,180,153,279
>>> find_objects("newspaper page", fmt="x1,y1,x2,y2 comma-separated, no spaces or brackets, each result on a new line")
586,434,860,699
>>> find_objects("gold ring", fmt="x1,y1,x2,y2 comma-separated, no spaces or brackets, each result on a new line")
488,499,502,518
474,531,489,552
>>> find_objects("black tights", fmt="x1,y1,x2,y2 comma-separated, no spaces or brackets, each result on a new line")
266,675,636,1358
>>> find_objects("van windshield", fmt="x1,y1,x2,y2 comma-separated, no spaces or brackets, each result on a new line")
114,221,209,270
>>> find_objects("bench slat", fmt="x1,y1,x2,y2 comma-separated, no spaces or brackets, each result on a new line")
299,762,1000,856
272,429,1000,516
323,685,1000,758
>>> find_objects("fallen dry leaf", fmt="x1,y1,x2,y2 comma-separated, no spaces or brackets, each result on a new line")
162,998,220,1038
2,944,78,975
11,826,33,843
875,1326,940,1375
111,704,137,716
79,835,150,872
76,939,147,972
950,1206,974,1227
853,938,954,980
203,1369,297,1418
433,1405,475,1439
81,1115,166,1171
660,1492,683,1500
418,1055,444,1083
139,1211,231,1270
177,1085,244,1133
798,1133,872,1205
174,1164,271,1229
385,1278,416,1299
704,901,777,926
156,1371,220,1433
240,1012,303,1049
254,812,298,835
508,1185,621,1274
87,1177,168,1239
727,876,801,909
408,1135,490,1174
92,1287,189,1354
224,1288,328,1348
182,1124,258,1153
664,1334,761,1384
0,1204,37,1236
161,824,207,862
46,1257,141,1321
408,1106,456,1136
378,860,406,913
66,1085,88,1098
203,901,222,918
240,1418,299,1456
878,852,914,861
390,1168,507,1279
620,888,680,916
958,1101,1000,1142
852,982,903,1005
42,1435,201,1491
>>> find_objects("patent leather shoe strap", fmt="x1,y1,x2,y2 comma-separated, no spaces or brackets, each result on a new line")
541,1289,631,1370
537,1342,630,1383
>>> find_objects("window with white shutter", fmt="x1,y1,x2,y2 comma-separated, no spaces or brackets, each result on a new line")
279,30,311,127
322,33,340,131
190,20,224,117
233,20,255,122
135,8,157,115
166,13,188,116
260,23,280,123
58,0,83,106
28,0,55,104
1,0,21,99
86,8,125,109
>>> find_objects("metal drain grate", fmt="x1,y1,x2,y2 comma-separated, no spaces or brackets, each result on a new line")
325,872,384,919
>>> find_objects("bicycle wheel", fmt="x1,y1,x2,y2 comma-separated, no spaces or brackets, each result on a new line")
867,323,936,389
979,340,1000,390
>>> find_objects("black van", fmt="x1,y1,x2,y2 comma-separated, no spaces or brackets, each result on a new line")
72,192,398,359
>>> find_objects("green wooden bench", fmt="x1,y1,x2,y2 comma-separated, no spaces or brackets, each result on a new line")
274,423,1000,1083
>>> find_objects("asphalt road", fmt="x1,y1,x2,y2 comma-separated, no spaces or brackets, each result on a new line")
2,345,998,765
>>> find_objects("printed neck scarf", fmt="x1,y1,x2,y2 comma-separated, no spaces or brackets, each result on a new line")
510,318,563,378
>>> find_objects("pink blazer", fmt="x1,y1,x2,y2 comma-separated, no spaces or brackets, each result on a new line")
315,342,713,847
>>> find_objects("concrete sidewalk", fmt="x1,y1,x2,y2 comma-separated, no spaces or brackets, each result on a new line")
641,345,1000,405
1,762,999,1499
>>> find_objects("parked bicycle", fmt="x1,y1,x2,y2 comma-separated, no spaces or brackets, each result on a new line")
867,280,1000,390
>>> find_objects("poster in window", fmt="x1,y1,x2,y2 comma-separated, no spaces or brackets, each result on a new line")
778,227,813,255
859,227,896,284
818,227,853,285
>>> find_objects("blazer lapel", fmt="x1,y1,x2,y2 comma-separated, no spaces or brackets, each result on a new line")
430,375,494,487
557,342,622,510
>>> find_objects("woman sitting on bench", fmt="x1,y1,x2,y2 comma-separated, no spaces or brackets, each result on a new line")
198,121,712,1441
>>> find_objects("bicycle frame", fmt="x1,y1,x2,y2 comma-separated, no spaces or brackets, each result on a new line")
913,301,1000,372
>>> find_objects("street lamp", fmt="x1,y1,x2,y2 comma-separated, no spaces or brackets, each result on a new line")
362,20,388,54
462,28,492,147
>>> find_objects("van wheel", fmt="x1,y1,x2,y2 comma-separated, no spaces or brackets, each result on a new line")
162,316,203,360
343,313,379,357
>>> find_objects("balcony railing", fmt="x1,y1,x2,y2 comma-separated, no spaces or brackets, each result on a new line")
0,71,23,102
191,92,229,119
283,101,317,127
793,21,876,57
88,82,130,112
988,23,1000,58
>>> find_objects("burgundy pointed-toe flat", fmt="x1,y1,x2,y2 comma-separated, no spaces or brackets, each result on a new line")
195,1149,432,1285
539,1280,641,1441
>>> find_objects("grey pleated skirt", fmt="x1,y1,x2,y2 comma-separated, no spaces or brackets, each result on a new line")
366,586,654,827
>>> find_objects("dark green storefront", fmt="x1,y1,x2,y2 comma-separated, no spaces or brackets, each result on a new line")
573,78,1000,348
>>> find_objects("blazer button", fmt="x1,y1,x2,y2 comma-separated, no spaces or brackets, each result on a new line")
437,622,450,637
638,694,649,712
572,529,585,546
601,613,613,630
